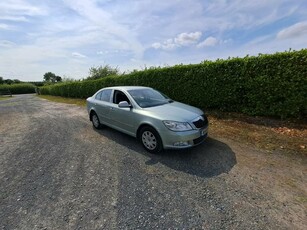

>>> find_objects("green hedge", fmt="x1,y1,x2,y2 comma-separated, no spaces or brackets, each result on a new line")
0,83,36,94
39,50,307,118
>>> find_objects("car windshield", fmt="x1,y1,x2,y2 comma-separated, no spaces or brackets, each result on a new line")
127,88,172,108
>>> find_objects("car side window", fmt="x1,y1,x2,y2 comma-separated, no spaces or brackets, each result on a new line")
95,92,102,100
100,89,112,102
113,90,130,104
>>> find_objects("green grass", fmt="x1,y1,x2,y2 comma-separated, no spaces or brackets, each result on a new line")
0,96,13,101
295,196,307,203
37,95,86,106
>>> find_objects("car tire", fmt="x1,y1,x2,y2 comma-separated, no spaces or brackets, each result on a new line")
139,126,163,154
91,112,102,129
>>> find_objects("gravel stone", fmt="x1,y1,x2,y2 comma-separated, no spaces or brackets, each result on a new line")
0,95,306,230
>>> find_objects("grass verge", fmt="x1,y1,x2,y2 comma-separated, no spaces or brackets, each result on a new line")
207,111,307,156
0,96,13,101
37,95,86,106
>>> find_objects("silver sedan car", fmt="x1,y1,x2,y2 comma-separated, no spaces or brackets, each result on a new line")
87,86,208,153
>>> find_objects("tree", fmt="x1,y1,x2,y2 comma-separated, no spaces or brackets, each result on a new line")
13,79,21,84
87,65,119,80
43,72,62,83
61,76,76,82
44,72,56,82
0,77,23,84
4,79,13,84
55,76,62,82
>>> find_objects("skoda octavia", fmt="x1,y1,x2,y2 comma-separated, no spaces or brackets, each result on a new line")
86,86,208,153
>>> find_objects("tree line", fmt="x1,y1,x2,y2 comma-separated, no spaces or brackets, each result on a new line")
0,77,22,85
1,64,119,87
43,65,119,84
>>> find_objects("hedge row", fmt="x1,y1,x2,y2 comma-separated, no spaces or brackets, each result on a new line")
0,83,36,94
40,50,307,118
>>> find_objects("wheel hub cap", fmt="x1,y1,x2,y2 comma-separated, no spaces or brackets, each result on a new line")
93,115,99,127
142,131,157,150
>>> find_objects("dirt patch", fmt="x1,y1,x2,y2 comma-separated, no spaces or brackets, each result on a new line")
207,111,307,156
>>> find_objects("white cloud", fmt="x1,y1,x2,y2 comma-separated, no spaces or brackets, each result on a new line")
197,37,219,48
152,43,162,49
0,24,11,30
72,52,87,58
152,31,202,50
0,45,68,80
174,32,202,45
223,39,233,44
0,16,28,21
151,39,179,50
63,0,144,59
0,0,47,17
203,0,300,31
97,51,108,55
97,50,124,55
277,21,307,39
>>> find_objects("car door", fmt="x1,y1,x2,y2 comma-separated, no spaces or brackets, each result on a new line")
95,89,113,125
109,90,136,136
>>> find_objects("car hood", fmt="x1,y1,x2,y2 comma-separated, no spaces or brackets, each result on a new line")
142,102,203,122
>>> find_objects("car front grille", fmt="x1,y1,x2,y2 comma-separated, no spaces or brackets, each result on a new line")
193,115,208,129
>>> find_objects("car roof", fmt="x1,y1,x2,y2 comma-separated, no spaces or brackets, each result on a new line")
101,86,152,91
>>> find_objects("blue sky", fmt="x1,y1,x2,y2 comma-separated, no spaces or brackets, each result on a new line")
0,0,307,81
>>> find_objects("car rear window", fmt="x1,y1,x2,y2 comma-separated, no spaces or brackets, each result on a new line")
96,89,112,102
100,89,112,102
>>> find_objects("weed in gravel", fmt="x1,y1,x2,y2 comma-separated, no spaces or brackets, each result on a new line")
37,95,86,106
295,196,307,203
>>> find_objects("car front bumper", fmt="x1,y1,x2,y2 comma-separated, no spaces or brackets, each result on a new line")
160,126,208,149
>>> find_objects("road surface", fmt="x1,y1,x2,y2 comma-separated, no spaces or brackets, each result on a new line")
0,95,306,229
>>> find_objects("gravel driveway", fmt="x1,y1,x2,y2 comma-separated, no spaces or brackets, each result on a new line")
0,95,306,229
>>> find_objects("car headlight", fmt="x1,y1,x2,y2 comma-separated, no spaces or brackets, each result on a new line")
163,120,192,131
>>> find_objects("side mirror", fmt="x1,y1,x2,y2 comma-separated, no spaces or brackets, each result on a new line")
118,101,131,108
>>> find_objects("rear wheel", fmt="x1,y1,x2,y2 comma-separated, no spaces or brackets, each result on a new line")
91,112,102,129
139,126,163,153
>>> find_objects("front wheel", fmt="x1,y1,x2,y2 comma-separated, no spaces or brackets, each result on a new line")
91,112,102,129
139,126,163,154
